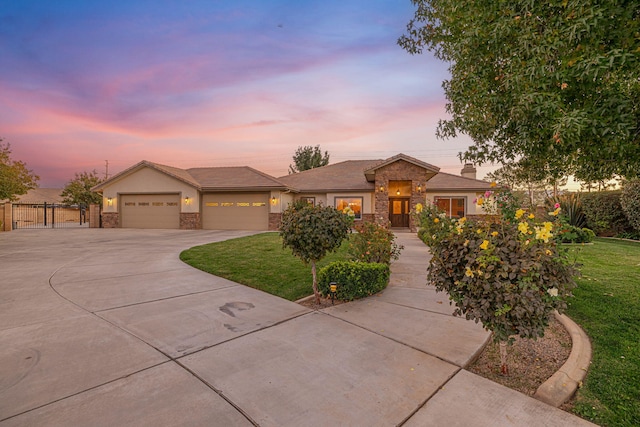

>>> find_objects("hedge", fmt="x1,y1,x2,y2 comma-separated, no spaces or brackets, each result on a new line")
581,191,634,236
317,261,390,301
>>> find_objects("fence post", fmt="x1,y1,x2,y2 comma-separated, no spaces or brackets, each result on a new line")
89,204,101,228
3,202,11,231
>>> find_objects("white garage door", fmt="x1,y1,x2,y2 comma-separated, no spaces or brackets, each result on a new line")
202,193,269,230
121,194,180,229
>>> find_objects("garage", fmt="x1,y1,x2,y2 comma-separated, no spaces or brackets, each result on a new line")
120,194,180,229
202,193,269,230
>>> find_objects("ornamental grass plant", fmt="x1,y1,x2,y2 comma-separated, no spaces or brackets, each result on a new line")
418,188,579,374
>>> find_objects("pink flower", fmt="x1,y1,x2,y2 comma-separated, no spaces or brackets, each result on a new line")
554,203,560,209
484,191,492,198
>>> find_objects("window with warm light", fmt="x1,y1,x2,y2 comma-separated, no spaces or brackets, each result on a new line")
334,197,363,220
434,197,466,218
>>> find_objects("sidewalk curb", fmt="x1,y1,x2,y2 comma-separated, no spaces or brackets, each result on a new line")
533,312,592,407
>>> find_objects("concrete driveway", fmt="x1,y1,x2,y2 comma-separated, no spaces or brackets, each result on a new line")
0,229,594,426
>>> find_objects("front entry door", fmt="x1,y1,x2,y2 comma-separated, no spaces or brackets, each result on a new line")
389,198,410,228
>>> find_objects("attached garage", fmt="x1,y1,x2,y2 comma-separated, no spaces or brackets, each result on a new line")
121,194,180,229
202,193,269,230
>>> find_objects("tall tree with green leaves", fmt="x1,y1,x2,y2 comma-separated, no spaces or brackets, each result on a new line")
60,170,103,206
0,140,39,201
399,1,640,182
280,203,351,303
288,145,330,174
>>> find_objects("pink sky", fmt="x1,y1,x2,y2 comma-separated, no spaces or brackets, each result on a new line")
1,0,494,187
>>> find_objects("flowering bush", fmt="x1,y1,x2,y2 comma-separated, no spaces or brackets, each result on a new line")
419,188,579,355
348,221,403,264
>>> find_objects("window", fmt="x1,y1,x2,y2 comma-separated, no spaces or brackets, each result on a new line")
334,197,363,220
302,197,315,206
435,197,465,218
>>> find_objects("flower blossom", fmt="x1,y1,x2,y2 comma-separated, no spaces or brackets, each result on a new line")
547,288,558,297
480,240,490,250
515,209,525,219
465,267,475,277
518,222,529,234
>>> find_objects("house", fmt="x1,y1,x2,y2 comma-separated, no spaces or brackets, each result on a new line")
92,153,493,231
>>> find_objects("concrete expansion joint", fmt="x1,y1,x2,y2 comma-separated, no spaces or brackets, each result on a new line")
533,311,592,407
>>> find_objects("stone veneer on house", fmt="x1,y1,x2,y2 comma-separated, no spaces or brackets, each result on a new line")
374,159,432,232
180,213,201,230
101,212,119,228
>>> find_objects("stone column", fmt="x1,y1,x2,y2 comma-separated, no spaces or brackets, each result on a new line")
3,202,12,231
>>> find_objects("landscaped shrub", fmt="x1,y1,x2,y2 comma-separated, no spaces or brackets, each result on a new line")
423,187,579,374
621,179,640,233
348,221,403,264
318,261,390,301
546,193,587,228
555,224,595,243
581,191,634,236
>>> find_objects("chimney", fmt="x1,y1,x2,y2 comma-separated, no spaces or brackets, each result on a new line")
461,163,477,180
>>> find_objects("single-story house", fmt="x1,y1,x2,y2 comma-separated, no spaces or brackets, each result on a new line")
92,153,493,231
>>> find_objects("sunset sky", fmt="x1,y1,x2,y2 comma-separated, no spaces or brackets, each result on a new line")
1,0,492,187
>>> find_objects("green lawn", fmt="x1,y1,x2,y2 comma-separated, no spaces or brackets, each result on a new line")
179,232,350,301
566,238,640,427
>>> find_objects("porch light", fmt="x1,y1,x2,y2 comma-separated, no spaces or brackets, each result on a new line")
396,189,400,196
185,196,191,205
417,184,422,193
107,197,113,206
378,185,385,193
271,196,278,205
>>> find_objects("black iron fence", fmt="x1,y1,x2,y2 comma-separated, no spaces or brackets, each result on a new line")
12,202,89,229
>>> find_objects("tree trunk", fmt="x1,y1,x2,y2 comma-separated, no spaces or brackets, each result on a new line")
499,341,509,375
311,260,320,304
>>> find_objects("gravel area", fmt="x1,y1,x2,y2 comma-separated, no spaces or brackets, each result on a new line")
468,316,572,397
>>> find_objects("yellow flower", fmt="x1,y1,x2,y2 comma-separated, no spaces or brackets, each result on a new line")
434,218,440,223
549,207,561,217
518,222,529,234
465,267,474,277
535,226,553,243
515,209,525,219
545,249,552,256
458,217,467,224
480,240,490,250
490,182,497,188
528,213,535,219
477,229,483,234
477,197,484,206
543,221,553,231
415,203,423,213
491,231,499,237
464,239,470,247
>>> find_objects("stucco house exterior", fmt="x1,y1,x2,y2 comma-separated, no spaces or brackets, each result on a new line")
93,153,493,231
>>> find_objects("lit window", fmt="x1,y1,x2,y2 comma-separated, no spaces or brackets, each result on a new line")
334,197,363,220
434,197,465,218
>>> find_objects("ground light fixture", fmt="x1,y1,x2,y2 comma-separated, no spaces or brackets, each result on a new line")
329,282,338,304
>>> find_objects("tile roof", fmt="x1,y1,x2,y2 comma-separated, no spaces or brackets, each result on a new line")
186,166,288,191
278,160,383,192
425,172,493,191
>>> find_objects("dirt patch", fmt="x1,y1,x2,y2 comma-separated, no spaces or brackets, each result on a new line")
468,316,572,397
298,296,346,310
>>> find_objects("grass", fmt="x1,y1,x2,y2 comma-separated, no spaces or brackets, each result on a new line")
179,232,350,301
566,238,640,426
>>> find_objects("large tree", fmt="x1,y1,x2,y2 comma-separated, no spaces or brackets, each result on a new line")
288,145,330,174
399,1,640,181
60,170,103,206
0,140,39,201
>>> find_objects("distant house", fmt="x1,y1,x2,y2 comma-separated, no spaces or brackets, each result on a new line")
92,153,493,231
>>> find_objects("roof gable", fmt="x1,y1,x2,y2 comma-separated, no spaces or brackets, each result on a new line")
92,160,200,192
363,153,440,182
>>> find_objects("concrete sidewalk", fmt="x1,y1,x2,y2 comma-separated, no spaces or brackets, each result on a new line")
0,229,595,426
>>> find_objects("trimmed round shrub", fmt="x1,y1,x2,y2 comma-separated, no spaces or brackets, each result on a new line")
317,261,390,301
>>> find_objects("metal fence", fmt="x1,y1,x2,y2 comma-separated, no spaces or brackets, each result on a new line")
12,202,89,229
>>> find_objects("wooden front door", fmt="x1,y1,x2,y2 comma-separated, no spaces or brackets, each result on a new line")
389,198,410,228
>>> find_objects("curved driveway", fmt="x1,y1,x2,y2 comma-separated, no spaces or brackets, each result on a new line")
0,229,594,426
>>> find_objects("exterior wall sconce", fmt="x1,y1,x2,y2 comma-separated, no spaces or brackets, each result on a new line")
107,197,113,206
270,196,278,205
184,196,191,205
417,184,422,193
378,185,385,193
396,189,401,196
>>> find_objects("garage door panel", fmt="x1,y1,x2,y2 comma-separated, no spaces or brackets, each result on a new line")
202,193,268,230
121,194,180,229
